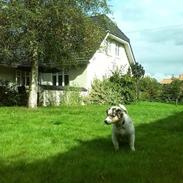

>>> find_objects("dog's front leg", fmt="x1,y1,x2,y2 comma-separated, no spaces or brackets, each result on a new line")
112,133,119,151
129,134,135,151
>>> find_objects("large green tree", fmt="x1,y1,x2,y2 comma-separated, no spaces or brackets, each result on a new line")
131,62,145,99
161,79,183,105
0,0,110,108
139,76,162,101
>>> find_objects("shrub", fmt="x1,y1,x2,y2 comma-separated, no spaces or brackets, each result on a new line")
61,86,83,105
109,70,136,104
0,80,18,106
160,79,183,104
139,77,162,102
88,78,121,105
88,69,136,105
0,80,28,106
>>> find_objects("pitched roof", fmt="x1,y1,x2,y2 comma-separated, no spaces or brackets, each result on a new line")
91,14,130,43
74,14,133,65
0,14,134,68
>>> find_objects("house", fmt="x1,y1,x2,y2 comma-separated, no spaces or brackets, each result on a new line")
160,74,183,84
0,15,136,106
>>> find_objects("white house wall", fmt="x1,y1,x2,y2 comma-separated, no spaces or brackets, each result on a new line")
86,38,131,89
68,66,87,87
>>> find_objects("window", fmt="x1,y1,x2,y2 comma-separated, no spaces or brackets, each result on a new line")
16,71,21,85
24,72,30,86
58,75,63,86
106,40,112,55
52,71,69,86
52,74,57,86
115,43,120,56
64,75,69,86
16,70,30,86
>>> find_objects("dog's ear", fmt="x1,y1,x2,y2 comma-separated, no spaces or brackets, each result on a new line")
106,109,109,115
119,104,128,114
116,109,123,119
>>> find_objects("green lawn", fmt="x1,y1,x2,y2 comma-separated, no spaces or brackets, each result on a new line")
0,102,183,183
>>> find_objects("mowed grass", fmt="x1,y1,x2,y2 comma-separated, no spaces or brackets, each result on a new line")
0,102,183,183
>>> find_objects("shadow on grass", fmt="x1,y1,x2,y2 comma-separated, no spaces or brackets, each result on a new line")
0,112,183,183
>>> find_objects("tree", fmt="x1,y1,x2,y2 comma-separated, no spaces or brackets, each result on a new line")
0,0,110,108
169,79,183,105
131,62,145,99
140,76,162,101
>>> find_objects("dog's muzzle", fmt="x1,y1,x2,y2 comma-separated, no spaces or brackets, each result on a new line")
104,117,112,125
104,120,109,125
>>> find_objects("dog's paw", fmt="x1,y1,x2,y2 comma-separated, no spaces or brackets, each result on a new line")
130,147,135,152
114,146,119,152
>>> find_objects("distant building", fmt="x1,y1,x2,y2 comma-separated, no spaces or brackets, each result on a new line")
160,74,183,84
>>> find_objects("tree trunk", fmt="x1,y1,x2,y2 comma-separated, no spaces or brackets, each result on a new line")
28,47,38,108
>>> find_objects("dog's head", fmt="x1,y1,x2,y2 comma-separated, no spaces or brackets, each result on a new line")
104,105,127,125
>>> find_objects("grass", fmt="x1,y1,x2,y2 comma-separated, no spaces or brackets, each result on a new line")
0,102,183,183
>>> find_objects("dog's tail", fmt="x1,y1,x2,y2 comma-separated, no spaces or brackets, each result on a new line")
119,104,128,113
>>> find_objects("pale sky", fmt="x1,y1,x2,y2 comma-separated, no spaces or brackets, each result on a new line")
109,0,183,81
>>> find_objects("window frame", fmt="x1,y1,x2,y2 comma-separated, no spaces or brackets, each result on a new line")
115,43,120,57
52,70,69,87
16,70,30,86
106,40,112,56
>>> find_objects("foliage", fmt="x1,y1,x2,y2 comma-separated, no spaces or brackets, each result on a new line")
0,80,28,106
139,76,162,101
109,69,136,104
160,79,183,104
87,78,122,105
131,62,145,79
88,69,136,105
0,0,109,64
0,80,18,106
0,0,110,108
137,77,183,104
61,86,83,106
130,62,145,99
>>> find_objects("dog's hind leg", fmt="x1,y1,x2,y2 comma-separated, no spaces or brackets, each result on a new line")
112,133,119,151
129,134,135,151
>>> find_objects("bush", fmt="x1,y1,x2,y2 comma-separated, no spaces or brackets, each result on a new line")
61,86,83,105
139,77,162,102
110,70,136,104
0,80,28,106
160,79,183,104
87,78,121,105
0,80,18,106
88,69,136,105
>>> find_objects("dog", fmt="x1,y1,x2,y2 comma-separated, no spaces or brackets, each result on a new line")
104,104,135,151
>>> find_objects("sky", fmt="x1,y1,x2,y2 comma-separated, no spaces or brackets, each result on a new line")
109,0,183,81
